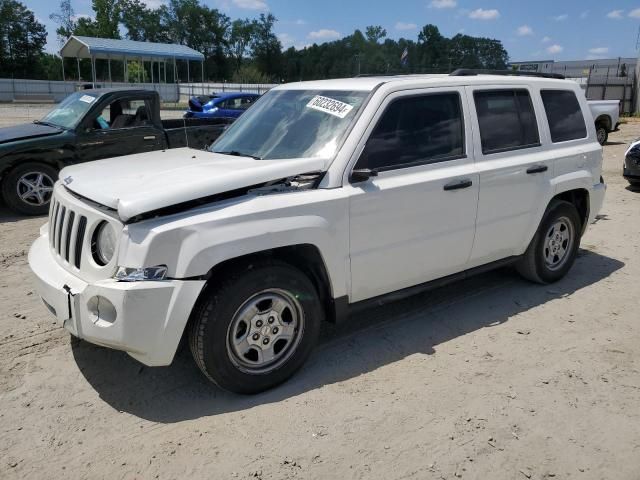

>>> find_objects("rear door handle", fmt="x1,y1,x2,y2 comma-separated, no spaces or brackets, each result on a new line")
443,179,473,191
526,165,548,174
143,135,156,141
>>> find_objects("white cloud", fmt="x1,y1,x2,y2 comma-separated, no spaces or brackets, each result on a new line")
142,0,165,8
395,21,418,31
517,25,533,36
580,10,589,19
429,0,457,9
468,8,500,20
277,33,295,48
232,0,268,10
308,29,341,41
629,8,640,18
541,36,551,43
607,10,624,19
547,44,563,54
553,14,568,21
589,47,609,55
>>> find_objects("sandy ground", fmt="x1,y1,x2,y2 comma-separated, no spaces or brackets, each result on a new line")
1,123,639,480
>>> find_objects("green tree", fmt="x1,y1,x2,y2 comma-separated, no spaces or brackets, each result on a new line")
0,0,47,78
250,13,282,80
121,0,167,42
417,24,448,70
229,18,255,72
92,0,121,38
365,25,386,44
73,16,99,37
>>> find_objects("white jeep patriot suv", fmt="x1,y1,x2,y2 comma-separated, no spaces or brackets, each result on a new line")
29,71,606,393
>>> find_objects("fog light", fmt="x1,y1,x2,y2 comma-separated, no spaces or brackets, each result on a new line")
115,265,168,282
87,295,117,325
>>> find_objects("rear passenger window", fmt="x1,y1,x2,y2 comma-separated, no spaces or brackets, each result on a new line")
356,92,464,171
541,90,587,142
474,90,540,154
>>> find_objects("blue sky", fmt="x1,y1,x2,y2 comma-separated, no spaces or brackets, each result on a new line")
31,0,640,61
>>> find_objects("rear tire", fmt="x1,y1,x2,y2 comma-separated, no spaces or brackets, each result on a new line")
189,260,322,394
1,162,57,215
516,200,582,284
596,125,608,145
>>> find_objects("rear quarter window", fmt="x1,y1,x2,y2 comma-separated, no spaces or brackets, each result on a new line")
474,89,540,155
540,90,587,143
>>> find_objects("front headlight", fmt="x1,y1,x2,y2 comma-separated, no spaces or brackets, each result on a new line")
93,221,117,265
115,265,168,282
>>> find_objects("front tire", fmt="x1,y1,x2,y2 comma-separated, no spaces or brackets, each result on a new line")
1,162,57,215
516,200,582,284
189,260,322,394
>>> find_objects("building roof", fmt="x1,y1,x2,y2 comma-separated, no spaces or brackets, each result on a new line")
60,36,204,61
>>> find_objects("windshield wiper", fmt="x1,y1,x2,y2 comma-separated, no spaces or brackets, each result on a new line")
33,120,63,129
214,150,262,160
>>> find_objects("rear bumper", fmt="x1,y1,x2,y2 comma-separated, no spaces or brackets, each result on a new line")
28,234,205,366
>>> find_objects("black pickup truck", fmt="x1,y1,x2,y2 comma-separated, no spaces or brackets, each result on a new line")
0,88,234,215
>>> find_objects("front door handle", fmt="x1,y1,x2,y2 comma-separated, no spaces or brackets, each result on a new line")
443,179,473,191
526,165,548,174
143,135,156,141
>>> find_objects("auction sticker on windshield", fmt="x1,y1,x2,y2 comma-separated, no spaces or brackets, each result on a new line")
79,95,96,104
306,95,354,118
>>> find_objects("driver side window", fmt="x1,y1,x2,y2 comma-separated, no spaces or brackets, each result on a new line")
91,98,151,130
355,92,465,171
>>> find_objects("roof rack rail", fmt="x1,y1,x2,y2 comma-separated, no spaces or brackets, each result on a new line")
450,68,565,80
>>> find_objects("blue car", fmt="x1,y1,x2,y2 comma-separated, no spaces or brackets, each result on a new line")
185,92,260,119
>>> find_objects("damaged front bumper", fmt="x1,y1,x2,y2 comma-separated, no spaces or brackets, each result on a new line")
28,234,205,366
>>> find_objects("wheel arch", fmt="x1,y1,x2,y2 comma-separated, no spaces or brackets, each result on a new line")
519,185,591,256
194,244,340,324
0,152,65,183
552,188,590,235
595,114,612,131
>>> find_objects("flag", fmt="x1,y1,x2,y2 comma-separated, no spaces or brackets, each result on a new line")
400,48,409,66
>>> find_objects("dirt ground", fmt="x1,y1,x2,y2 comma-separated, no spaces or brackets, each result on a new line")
1,122,639,480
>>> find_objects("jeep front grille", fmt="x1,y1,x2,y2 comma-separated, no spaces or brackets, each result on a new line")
49,197,87,269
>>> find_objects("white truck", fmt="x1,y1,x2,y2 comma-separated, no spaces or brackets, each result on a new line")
29,71,606,393
588,99,620,145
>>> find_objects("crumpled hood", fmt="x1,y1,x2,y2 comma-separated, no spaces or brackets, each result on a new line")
0,122,62,145
60,148,327,221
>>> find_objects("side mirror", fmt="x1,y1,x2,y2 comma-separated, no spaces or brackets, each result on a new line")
350,168,378,183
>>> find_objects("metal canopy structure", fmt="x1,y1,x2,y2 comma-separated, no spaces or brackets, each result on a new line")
59,35,205,84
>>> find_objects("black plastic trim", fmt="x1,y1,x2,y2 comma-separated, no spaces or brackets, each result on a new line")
526,165,548,174
331,256,520,324
74,216,87,269
450,69,565,80
443,178,473,190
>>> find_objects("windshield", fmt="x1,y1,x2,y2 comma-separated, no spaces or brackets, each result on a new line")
210,89,369,160
40,91,99,129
